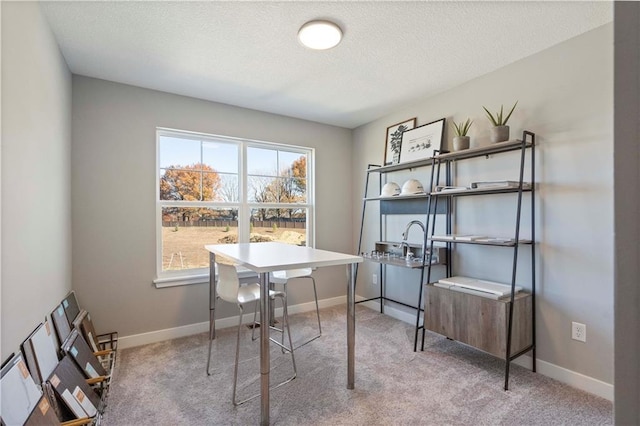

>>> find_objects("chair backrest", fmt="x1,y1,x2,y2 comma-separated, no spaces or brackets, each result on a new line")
271,268,313,281
216,263,240,303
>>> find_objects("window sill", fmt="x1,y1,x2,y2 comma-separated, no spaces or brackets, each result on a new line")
153,267,259,289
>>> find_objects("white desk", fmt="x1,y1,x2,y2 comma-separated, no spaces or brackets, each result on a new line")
204,242,362,425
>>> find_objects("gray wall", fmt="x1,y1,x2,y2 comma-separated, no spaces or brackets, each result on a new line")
1,1,72,361
352,24,614,384
71,76,352,338
614,2,640,423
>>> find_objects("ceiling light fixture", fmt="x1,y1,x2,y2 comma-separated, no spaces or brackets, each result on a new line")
298,20,342,50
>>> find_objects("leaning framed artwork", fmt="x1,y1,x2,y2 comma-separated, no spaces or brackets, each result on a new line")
384,117,416,165
400,118,445,163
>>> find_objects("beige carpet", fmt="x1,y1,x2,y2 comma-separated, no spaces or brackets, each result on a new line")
103,305,612,425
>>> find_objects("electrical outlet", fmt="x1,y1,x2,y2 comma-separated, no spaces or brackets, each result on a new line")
372,274,378,286
572,322,586,342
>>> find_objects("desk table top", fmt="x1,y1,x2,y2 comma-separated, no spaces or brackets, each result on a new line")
205,242,362,273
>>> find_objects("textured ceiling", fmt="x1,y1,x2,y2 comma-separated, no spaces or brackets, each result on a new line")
41,1,612,129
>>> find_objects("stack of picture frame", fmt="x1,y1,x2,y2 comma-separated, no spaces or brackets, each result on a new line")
1,290,118,425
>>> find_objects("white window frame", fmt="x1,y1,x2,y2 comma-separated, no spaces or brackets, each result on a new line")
154,127,315,287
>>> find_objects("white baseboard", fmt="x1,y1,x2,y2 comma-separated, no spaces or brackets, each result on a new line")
357,297,614,401
118,296,346,350
118,295,613,402
512,356,613,401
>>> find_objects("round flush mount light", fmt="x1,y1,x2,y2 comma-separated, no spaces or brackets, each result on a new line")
298,20,343,50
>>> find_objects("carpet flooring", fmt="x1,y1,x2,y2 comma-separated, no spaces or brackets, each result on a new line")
103,304,612,425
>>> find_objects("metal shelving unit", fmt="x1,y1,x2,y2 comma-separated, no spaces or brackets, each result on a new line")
355,155,449,352
421,132,537,390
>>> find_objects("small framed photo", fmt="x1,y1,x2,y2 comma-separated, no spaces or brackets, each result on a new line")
384,117,416,165
400,118,445,163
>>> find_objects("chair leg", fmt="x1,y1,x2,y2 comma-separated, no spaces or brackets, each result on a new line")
251,296,282,342
232,305,244,406
233,295,297,406
309,276,322,337
206,297,217,375
251,300,259,342
288,277,322,350
281,293,297,378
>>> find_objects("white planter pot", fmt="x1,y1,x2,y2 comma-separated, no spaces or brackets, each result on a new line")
453,136,470,151
490,125,510,143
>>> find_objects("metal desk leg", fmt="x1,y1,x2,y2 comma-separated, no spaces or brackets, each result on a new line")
260,271,270,425
347,263,356,389
206,252,216,375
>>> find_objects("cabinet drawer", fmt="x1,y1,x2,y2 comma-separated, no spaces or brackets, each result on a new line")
424,283,532,359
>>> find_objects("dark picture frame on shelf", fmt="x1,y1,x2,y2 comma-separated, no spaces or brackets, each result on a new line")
400,118,445,163
384,117,416,165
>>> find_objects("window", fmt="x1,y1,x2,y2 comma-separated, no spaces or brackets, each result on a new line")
156,128,314,282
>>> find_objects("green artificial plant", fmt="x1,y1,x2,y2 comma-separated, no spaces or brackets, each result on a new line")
452,118,473,137
482,101,518,126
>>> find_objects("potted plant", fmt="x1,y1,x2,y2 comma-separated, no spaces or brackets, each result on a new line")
451,118,473,151
483,101,518,143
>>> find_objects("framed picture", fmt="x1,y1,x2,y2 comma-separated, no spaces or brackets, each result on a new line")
400,118,445,163
384,118,416,165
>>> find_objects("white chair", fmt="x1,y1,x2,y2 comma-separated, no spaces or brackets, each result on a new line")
253,268,321,350
210,263,296,406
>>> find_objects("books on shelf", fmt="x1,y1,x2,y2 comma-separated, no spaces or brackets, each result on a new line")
432,181,531,194
470,180,530,189
435,186,469,193
431,234,486,241
473,237,515,243
437,276,522,299
434,282,505,300
431,235,517,244
452,235,488,241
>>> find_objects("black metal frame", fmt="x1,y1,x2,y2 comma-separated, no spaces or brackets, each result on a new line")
354,155,449,351
420,132,537,390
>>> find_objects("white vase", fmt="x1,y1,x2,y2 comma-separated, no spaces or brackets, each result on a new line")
453,136,470,151
490,125,510,143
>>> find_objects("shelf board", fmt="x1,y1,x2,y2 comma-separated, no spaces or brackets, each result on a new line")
364,193,429,202
367,139,533,175
430,184,532,197
429,237,533,247
437,139,532,161
362,256,445,269
367,158,436,174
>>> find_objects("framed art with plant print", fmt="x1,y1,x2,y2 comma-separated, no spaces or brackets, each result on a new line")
400,118,445,163
384,117,416,165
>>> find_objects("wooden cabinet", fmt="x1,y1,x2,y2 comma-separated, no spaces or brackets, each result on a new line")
424,284,532,359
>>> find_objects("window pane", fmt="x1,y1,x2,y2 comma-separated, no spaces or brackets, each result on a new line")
203,141,238,174
247,147,277,176
250,208,307,246
213,174,239,202
278,151,305,176
159,136,201,169
159,167,204,201
282,177,307,203
248,176,278,203
157,130,313,277
201,171,223,201
279,152,307,202
161,207,239,271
